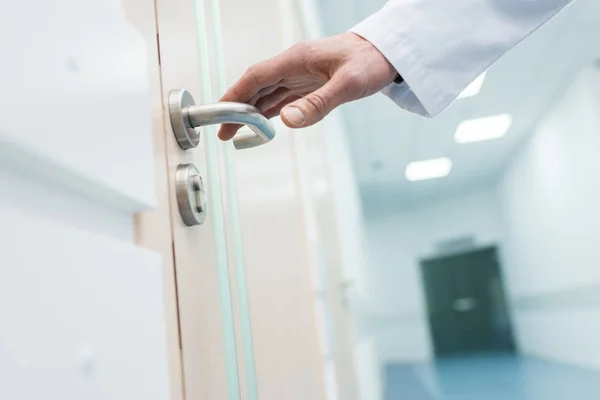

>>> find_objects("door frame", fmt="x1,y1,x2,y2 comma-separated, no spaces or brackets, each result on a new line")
122,1,185,399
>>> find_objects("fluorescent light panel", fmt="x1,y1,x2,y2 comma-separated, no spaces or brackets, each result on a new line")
405,157,452,182
455,114,513,144
458,72,487,99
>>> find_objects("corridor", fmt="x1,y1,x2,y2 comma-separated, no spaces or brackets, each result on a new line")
385,355,600,400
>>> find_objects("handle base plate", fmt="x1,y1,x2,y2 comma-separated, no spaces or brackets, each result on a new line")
169,89,200,150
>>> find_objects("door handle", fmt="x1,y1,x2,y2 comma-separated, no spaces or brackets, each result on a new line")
169,89,276,150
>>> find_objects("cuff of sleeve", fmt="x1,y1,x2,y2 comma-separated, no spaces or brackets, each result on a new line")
350,6,456,117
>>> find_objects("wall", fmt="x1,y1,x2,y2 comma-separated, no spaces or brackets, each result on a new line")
363,66,600,371
364,187,504,364
499,66,600,370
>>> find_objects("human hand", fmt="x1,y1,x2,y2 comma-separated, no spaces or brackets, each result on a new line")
217,32,398,140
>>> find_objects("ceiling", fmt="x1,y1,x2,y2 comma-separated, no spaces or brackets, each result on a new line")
317,0,600,218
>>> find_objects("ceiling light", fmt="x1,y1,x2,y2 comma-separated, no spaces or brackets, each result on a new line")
405,157,452,182
455,114,513,144
458,72,487,99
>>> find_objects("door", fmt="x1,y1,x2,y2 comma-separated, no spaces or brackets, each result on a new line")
2,1,331,399
154,1,248,398
154,0,327,399
0,1,172,399
420,247,515,356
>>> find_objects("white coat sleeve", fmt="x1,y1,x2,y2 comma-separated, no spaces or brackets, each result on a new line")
350,0,573,117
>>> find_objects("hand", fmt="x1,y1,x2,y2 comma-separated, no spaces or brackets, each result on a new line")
218,32,398,140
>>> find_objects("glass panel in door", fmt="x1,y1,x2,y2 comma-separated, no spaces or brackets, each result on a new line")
190,0,243,397
201,0,260,398
152,0,259,398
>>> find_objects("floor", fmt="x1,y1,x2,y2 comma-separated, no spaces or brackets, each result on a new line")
384,354,600,400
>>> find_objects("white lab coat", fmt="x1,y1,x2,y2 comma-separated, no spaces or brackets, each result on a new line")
351,0,574,117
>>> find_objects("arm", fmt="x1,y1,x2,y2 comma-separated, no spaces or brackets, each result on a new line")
351,0,573,116
218,0,573,138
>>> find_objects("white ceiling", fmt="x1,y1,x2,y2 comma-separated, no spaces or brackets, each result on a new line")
317,0,600,218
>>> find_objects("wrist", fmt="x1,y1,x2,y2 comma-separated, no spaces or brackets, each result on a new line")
347,32,398,85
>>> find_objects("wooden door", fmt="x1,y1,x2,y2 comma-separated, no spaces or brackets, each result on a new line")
154,0,329,399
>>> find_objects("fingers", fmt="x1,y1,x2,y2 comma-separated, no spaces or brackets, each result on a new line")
218,85,290,140
218,95,301,141
218,86,275,141
218,95,256,141
218,46,306,140
255,87,292,113
218,123,244,141
281,69,365,128
257,84,282,98
219,46,305,104
263,95,301,119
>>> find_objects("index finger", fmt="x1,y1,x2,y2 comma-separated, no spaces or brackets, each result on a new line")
219,46,306,103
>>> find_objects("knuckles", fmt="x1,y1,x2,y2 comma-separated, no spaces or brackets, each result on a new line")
303,93,327,116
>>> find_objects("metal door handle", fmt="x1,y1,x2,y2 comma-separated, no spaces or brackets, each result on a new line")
169,89,276,150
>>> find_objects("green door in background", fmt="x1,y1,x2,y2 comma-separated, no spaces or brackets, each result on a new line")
420,247,515,357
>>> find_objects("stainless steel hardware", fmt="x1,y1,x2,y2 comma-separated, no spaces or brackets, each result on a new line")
175,163,207,226
169,89,276,150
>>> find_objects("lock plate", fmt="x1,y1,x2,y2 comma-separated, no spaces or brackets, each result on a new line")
175,163,207,226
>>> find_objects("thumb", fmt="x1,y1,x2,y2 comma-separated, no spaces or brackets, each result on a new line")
281,71,361,128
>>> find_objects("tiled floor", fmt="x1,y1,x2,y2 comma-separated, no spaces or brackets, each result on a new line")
385,354,600,400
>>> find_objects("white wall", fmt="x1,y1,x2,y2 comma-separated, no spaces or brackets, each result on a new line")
499,66,600,370
363,66,600,370
365,187,504,363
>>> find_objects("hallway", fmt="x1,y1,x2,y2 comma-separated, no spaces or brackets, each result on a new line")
385,355,600,400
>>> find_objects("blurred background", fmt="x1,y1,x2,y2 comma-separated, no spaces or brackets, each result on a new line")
312,0,600,399
6,1,599,399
